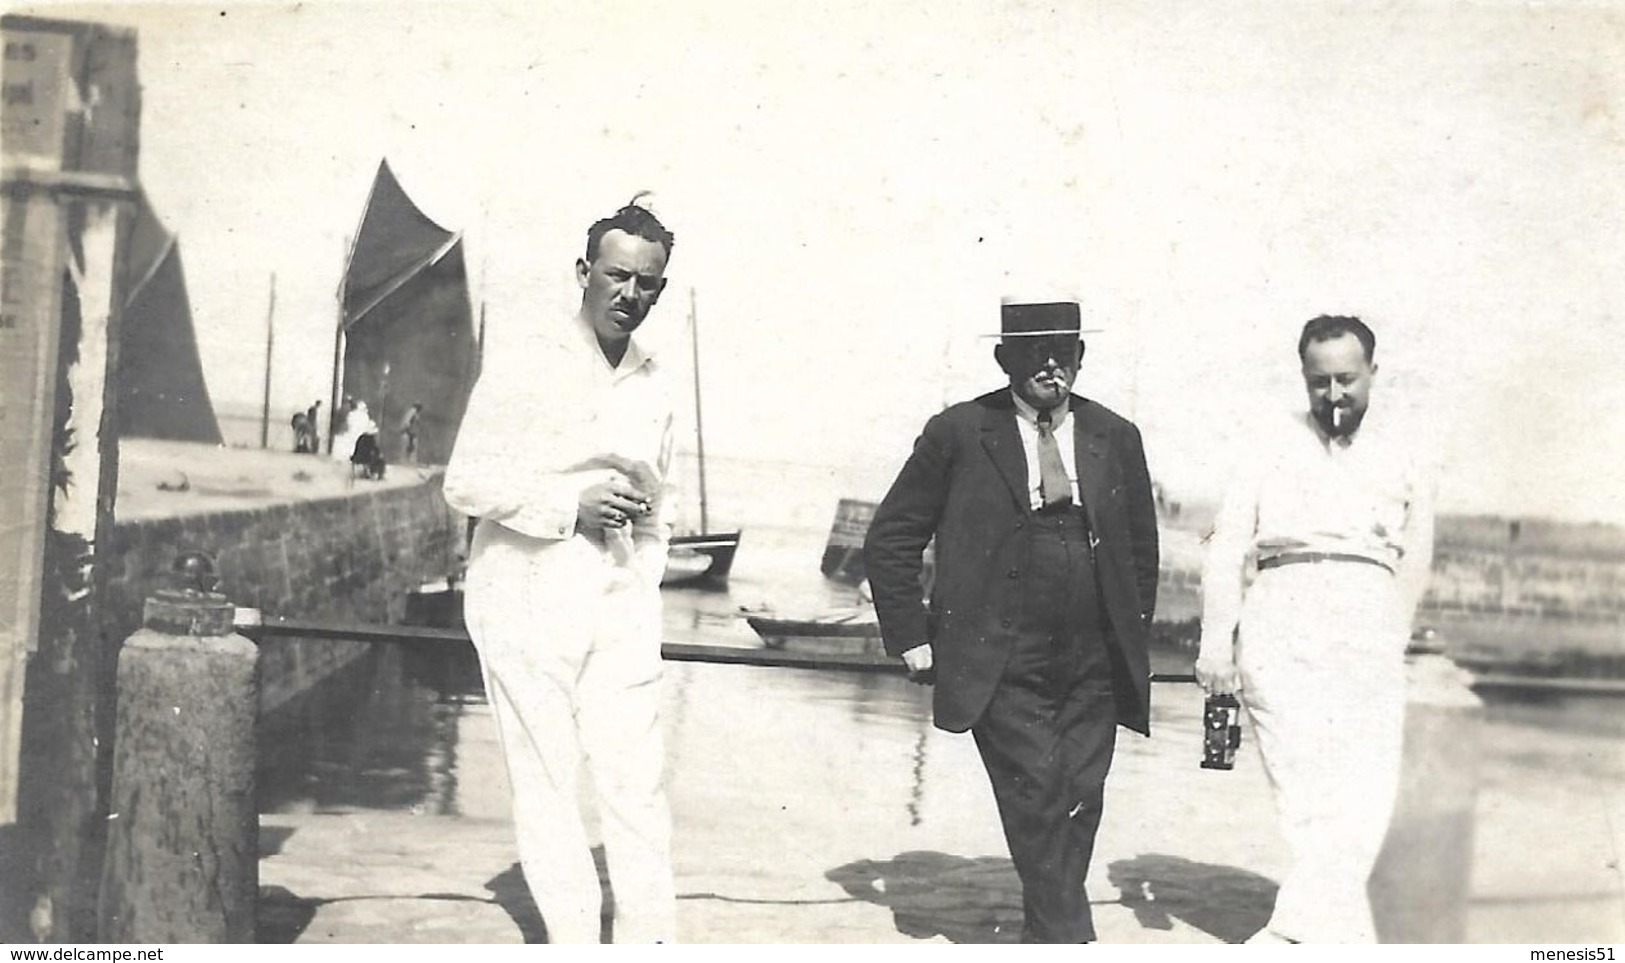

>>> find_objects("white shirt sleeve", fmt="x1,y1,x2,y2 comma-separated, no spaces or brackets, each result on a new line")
442,354,583,541
1199,455,1262,661
630,407,677,585
1396,455,1437,628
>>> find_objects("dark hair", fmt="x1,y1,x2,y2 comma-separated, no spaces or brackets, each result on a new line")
1298,314,1375,363
585,203,675,262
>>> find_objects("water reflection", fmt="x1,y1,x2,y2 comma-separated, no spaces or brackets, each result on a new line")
258,631,1624,828
257,633,942,822
257,640,484,815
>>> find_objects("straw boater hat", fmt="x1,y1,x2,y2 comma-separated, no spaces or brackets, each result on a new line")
984,299,1105,339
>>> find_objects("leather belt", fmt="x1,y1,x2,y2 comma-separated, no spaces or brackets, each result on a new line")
1257,551,1393,575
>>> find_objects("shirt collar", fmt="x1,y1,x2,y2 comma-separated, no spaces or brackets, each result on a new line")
571,311,654,375
1011,390,1070,429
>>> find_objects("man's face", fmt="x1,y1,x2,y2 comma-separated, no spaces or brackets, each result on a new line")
576,228,669,349
996,335,1084,411
1301,332,1376,437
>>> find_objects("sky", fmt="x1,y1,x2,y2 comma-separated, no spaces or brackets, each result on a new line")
18,0,1625,524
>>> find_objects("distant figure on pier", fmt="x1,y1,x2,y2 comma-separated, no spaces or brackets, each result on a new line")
334,395,356,443
304,400,323,454
332,399,383,479
291,410,312,453
331,398,375,466
1196,315,1435,943
350,429,386,480
443,199,678,944
399,402,424,463
864,299,1160,943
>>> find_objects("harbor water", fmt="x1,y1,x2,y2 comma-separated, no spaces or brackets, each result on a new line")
256,457,1625,941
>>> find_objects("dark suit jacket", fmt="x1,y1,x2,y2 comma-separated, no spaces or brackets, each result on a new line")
863,389,1160,735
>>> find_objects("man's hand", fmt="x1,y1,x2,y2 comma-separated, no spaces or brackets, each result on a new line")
900,644,935,685
1194,652,1241,696
579,475,651,533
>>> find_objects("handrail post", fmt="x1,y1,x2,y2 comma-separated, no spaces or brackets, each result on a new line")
98,553,259,942
1370,641,1485,942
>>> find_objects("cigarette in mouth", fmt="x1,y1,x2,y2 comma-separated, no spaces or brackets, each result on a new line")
1332,407,1344,430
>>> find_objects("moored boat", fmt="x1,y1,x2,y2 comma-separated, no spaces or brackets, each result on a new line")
665,288,742,588
745,612,883,656
664,531,741,586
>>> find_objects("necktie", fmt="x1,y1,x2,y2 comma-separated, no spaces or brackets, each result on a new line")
1036,410,1072,508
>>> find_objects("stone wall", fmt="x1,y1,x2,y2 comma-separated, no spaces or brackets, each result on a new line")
1424,516,1625,622
1427,546,1625,622
102,476,461,713
1157,516,1625,626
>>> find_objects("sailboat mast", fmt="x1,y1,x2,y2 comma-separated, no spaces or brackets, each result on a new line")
689,287,709,534
329,231,357,455
259,272,276,449
477,303,486,367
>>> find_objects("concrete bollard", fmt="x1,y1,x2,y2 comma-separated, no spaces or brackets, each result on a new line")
98,554,259,943
1370,645,1485,943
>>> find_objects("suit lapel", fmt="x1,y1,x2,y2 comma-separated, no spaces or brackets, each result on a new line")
978,396,1030,511
1071,398,1107,536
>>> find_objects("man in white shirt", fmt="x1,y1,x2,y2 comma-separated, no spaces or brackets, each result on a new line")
1196,314,1435,943
442,203,678,943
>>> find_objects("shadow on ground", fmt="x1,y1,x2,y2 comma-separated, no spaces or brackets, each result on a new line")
1105,853,1277,943
258,825,297,859
484,864,546,943
257,886,317,944
0,824,32,942
484,848,615,944
257,886,506,944
826,851,1024,943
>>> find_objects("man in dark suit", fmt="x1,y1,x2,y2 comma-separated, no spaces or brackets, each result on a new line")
863,300,1159,943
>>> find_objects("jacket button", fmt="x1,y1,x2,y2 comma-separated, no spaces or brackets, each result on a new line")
1000,617,1012,628
1014,521,1024,530
1007,568,1018,578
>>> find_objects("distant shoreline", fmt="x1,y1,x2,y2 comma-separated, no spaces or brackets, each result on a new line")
212,412,1625,542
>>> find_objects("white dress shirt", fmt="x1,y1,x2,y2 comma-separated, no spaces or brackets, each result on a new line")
1200,408,1436,653
443,311,675,576
1010,391,1080,510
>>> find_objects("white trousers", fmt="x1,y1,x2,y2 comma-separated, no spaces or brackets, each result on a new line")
463,523,675,944
1237,563,1407,943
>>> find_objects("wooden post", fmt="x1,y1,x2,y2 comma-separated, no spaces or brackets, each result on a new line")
0,14,139,942
99,555,258,943
327,322,343,455
0,31,72,832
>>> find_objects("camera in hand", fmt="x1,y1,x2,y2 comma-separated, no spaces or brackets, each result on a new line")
1201,693,1243,770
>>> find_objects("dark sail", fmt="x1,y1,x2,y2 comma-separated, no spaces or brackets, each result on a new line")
339,159,478,466
116,191,223,444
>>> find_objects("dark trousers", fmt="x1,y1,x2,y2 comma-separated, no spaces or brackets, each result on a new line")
971,506,1117,943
